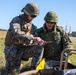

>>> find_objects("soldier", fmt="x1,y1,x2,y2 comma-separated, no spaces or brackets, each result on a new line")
4,2,44,75
37,11,73,68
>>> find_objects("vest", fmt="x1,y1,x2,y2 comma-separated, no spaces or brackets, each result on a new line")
5,16,32,46
38,24,64,60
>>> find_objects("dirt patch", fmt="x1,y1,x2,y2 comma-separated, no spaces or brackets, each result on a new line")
70,37,76,40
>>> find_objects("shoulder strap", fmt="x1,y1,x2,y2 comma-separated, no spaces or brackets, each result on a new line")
56,26,64,35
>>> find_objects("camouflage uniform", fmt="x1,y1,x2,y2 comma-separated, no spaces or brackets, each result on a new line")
4,2,44,75
37,11,72,60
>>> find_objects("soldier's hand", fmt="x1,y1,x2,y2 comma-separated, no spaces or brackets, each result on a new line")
39,41,47,46
39,41,52,46
32,37,44,45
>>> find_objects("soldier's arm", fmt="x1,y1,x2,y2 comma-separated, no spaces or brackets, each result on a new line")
62,30,73,49
10,17,44,45
10,17,34,43
61,30,73,57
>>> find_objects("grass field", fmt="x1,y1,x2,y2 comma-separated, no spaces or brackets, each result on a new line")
0,31,6,57
69,37,76,65
0,31,76,74
0,31,6,69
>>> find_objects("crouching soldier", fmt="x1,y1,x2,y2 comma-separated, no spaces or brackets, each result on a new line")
4,2,44,75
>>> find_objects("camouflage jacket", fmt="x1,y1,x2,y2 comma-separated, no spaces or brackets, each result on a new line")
37,23,72,60
5,14,37,46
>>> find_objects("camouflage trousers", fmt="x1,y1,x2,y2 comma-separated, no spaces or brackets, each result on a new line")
4,45,44,75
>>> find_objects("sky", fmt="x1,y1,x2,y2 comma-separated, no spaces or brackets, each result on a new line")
0,0,76,32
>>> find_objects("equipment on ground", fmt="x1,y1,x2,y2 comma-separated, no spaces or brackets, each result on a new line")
19,48,76,75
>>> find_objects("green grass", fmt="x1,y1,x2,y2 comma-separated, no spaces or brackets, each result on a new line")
0,37,5,67
69,54,76,66
70,37,76,48
0,38,5,56
69,37,76,65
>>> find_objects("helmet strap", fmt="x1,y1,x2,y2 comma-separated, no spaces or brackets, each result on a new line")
23,9,30,15
52,24,57,33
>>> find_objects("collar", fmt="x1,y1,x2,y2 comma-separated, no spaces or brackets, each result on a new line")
43,23,54,32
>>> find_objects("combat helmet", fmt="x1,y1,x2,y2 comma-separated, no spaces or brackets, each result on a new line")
21,2,40,16
44,11,58,23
